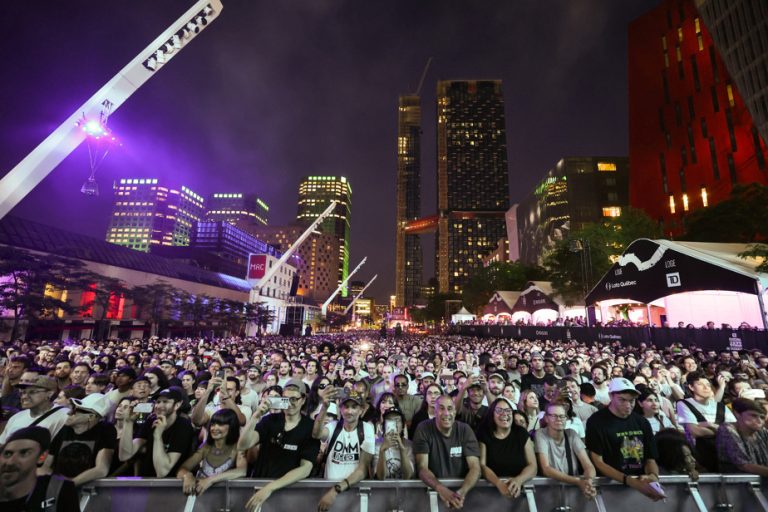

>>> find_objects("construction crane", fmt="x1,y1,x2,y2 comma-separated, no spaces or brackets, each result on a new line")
0,0,224,219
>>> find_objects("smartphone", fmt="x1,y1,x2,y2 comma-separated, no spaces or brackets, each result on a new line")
385,418,398,434
268,397,291,410
471,367,480,377
134,402,153,414
216,370,225,379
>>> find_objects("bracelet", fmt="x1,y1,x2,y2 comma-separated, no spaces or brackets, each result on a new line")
622,474,628,486
343,478,350,491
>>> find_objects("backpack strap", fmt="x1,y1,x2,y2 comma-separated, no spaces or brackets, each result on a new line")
320,419,346,468
43,475,66,512
30,406,64,428
680,399,707,423
715,401,725,424
563,431,575,477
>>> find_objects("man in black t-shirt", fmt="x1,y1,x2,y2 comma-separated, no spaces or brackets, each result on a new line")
118,387,194,477
44,393,116,486
585,378,665,502
238,379,320,511
520,352,554,399
0,426,79,512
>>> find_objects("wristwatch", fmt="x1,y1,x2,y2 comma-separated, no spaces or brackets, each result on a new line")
334,483,344,493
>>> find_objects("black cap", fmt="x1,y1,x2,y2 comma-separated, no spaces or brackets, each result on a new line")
7,426,51,452
156,387,184,402
116,366,137,379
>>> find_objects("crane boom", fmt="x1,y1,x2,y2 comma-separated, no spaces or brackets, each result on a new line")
321,257,367,315
344,275,378,316
0,0,224,220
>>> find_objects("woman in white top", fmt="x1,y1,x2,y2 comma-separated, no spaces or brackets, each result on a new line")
635,387,675,434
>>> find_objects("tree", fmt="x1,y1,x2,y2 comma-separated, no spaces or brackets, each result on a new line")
243,301,276,337
177,292,214,336
461,261,548,314
682,183,768,243
739,243,768,273
0,247,87,340
545,207,662,304
130,281,180,337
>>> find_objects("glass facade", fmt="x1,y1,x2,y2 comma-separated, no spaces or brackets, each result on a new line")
436,80,510,294
205,193,269,227
395,95,423,306
106,179,204,252
296,176,351,296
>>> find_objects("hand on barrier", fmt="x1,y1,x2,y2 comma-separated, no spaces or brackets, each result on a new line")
505,478,523,498
628,477,666,502
247,487,272,512
576,477,597,499
195,477,214,496
317,488,338,511
437,486,464,509
493,480,513,498
181,474,196,495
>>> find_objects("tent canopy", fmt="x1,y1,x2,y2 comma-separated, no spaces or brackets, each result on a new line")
483,291,521,316
586,238,767,305
451,307,476,323
512,285,560,313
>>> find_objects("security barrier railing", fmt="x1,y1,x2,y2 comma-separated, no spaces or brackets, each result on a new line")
80,475,768,512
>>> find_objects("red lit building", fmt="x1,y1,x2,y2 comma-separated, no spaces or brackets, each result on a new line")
628,0,768,234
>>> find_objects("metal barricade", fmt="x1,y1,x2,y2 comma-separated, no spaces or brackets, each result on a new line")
80,475,768,512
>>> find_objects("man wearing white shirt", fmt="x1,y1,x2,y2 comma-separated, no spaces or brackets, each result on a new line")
0,375,69,445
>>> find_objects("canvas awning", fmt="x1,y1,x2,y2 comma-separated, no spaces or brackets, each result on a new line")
586,238,767,305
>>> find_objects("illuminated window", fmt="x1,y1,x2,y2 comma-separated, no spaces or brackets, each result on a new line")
726,84,735,107
697,34,704,51
678,28,683,43
682,193,689,211
597,162,617,172
701,187,708,207
602,206,622,218
661,36,667,51
694,18,701,34
669,195,676,214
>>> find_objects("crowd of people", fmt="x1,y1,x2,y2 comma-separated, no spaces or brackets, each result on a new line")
2,331,768,511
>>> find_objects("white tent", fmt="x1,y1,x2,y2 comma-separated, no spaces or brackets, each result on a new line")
451,307,476,323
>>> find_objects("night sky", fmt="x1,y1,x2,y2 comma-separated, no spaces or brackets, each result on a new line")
0,0,659,303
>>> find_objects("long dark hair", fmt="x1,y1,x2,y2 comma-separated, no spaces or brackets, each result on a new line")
206,408,240,446
477,397,517,438
655,428,697,473
374,392,401,425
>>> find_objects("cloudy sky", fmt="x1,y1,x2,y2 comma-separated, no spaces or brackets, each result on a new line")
0,0,659,302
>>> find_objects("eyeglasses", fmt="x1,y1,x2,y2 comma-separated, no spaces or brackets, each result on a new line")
283,395,303,404
395,382,408,388
547,414,568,420
18,388,47,395
494,408,514,416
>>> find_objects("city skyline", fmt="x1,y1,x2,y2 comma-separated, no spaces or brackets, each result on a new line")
1,1,660,302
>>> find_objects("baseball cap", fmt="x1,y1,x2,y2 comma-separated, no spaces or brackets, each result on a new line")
419,372,436,380
15,375,56,391
488,372,507,382
496,397,516,410
156,387,184,402
6,426,51,452
283,378,307,394
383,406,405,420
608,377,639,395
339,388,365,406
70,393,111,417
116,366,137,379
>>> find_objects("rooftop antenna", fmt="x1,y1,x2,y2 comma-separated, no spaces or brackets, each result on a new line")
414,57,432,96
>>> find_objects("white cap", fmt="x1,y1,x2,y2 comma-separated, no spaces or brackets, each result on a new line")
419,372,436,380
70,393,111,417
608,378,639,395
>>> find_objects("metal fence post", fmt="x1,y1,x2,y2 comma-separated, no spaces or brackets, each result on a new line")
687,481,709,512
749,481,768,512
358,486,370,512
523,483,538,511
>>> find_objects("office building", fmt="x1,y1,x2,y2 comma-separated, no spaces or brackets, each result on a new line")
395,94,424,307
205,193,270,227
246,223,339,303
436,80,510,294
517,157,629,265
106,178,204,252
628,0,768,233
296,176,352,296
696,0,768,145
